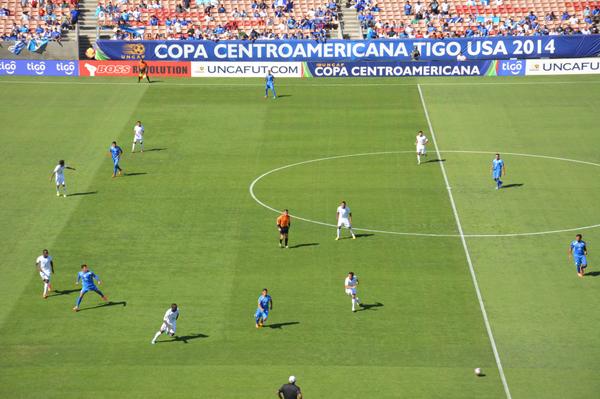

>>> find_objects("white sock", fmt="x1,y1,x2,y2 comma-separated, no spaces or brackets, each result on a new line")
132,143,136,152
337,228,341,238
417,154,421,164
351,298,356,310
350,228,356,237
43,283,48,296
152,331,161,342
356,297,360,304
63,186,67,195
140,142,144,151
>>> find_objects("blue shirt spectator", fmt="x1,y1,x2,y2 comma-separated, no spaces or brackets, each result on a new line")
404,1,412,15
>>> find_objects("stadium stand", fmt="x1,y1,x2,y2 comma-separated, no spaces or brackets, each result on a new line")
95,0,339,40
353,0,600,38
0,0,80,41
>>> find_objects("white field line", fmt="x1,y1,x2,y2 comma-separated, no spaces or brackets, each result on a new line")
2,79,600,88
417,83,512,399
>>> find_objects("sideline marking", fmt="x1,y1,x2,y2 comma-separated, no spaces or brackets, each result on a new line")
418,83,512,399
249,150,600,238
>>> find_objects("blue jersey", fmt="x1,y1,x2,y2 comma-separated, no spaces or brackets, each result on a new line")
257,294,271,310
570,240,587,256
109,146,122,160
265,74,274,86
77,271,100,290
492,159,504,173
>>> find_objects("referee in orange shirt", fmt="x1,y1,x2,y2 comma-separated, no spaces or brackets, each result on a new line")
277,209,291,248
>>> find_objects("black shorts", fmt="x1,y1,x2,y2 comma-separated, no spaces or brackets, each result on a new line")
279,226,289,234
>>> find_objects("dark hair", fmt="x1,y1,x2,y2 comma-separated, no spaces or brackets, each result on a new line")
112,141,117,145
171,303,178,309
43,249,49,253
349,271,354,276
576,234,582,239
81,264,87,269
262,288,268,292
59,160,65,165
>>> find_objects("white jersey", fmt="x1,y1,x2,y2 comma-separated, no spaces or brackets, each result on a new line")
53,164,65,177
36,255,52,275
163,308,179,325
416,135,428,146
344,276,358,294
337,206,351,221
134,125,144,141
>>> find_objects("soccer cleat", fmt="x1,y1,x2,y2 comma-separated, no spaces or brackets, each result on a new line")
151,340,156,344
102,296,108,301
352,236,356,240
117,170,122,176
56,192,60,197
285,245,289,248
43,294,48,299
335,237,340,240
72,306,79,312
352,309,356,312
279,243,283,248
578,273,584,278
63,194,67,198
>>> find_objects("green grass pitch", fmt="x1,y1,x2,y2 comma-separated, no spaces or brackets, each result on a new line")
0,75,599,398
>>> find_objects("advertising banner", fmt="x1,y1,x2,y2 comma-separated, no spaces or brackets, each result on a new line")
79,60,191,77
0,60,78,76
191,62,303,77
525,58,600,75
304,60,497,77
96,36,600,62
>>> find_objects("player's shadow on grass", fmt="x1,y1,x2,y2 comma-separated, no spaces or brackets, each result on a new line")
425,158,446,163
266,321,300,329
355,233,375,239
358,302,384,312
289,243,319,249
79,301,127,311
501,183,524,189
276,94,292,99
69,191,98,196
585,271,600,277
123,172,147,177
51,289,80,296
167,333,209,344
145,148,167,152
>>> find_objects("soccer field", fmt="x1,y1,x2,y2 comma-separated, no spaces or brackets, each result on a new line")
1,75,599,399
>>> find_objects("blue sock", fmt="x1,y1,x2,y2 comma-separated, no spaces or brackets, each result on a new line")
96,289,104,297
577,265,581,273
272,89,277,98
265,88,268,96
76,295,83,307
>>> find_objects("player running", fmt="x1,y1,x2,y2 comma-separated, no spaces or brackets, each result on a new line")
49,160,75,197
415,130,429,165
36,249,54,299
265,70,276,99
255,288,273,328
132,120,144,153
151,303,180,344
277,209,291,248
491,153,506,190
569,234,589,278
336,201,356,240
138,58,150,83
73,264,108,311
344,272,362,312
109,141,123,178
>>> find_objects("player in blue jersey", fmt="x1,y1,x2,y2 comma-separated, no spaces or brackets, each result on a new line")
255,288,273,328
108,141,123,178
569,234,589,278
73,264,108,311
265,70,276,99
491,153,506,189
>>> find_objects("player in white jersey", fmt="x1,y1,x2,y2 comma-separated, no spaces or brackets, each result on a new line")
36,249,54,299
132,120,144,153
344,272,362,312
415,130,429,165
151,303,179,344
49,160,76,197
336,201,356,240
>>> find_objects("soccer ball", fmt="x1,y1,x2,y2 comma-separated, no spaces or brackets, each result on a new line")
474,368,483,376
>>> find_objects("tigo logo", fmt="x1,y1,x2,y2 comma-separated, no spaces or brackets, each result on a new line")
57,62,77,76
0,60,17,75
27,61,46,75
498,60,525,76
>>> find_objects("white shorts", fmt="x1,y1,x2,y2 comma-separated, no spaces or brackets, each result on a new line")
160,322,176,335
416,144,426,154
345,288,357,296
55,175,65,185
338,218,351,228
133,136,143,143
39,271,50,282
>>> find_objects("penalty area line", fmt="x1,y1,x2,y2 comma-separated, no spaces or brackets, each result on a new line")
417,83,512,399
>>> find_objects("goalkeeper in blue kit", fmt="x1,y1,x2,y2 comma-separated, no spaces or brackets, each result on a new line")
265,71,277,99
73,264,108,311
